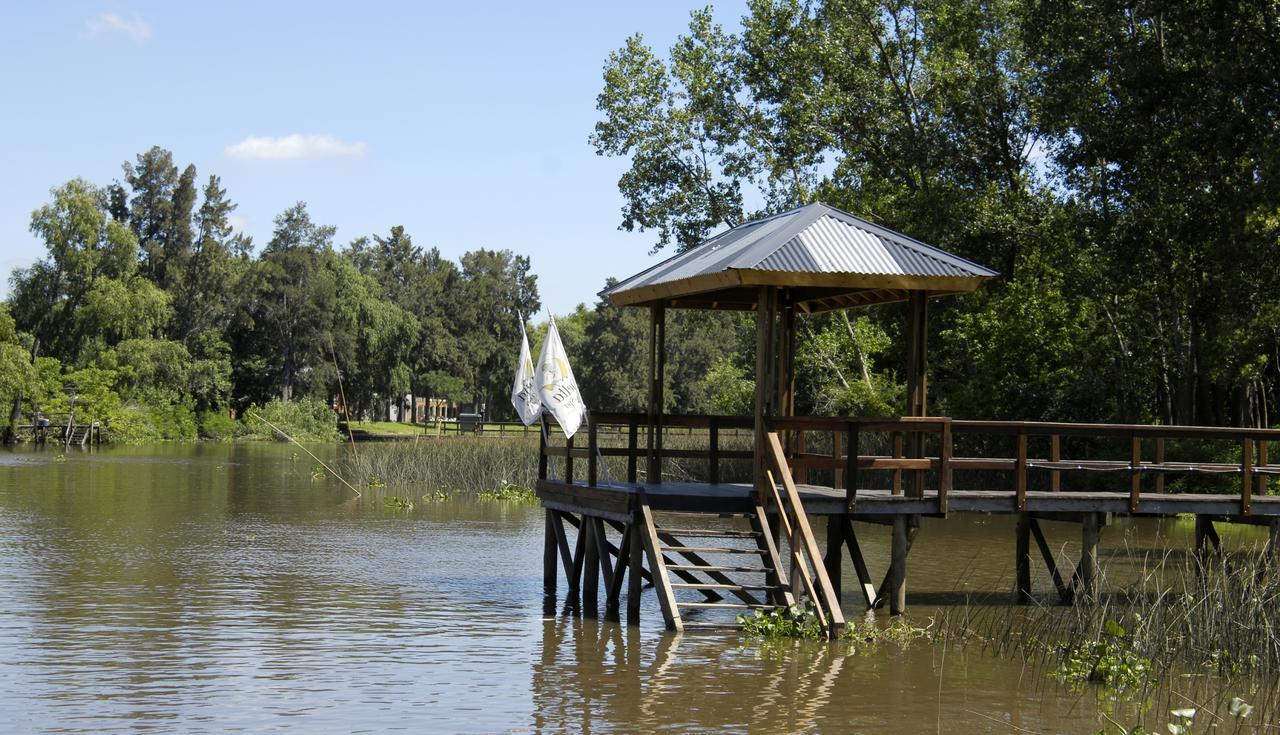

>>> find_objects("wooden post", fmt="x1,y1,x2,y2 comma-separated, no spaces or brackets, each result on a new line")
1015,429,1028,510
845,422,858,511
538,417,549,481
892,433,903,496
1242,437,1254,516
1268,518,1279,563
565,434,575,486
627,519,643,624
1015,513,1032,604
754,286,777,503
825,515,843,603
939,419,952,515
708,416,720,485
582,516,599,617
587,415,598,488
905,290,928,498
647,304,667,484
832,429,843,490
627,416,638,484
1080,513,1099,600
889,514,908,615
1129,434,1141,513
1258,440,1269,498
543,510,558,597
1154,437,1165,494
1050,434,1062,492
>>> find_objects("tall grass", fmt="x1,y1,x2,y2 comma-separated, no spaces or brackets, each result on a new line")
340,436,538,493
937,542,1280,722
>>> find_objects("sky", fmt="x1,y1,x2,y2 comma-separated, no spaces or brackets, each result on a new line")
0,1,749,316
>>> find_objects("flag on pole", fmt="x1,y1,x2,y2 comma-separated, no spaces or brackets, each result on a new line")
535,315,586,438
511,316,542,425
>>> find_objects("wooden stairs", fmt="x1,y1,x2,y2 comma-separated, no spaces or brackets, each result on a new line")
637,432,845,637
644,507,796,631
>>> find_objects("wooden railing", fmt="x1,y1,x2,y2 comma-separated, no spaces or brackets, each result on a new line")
540,412,1280,517
763,431,845,637
538,412,754,485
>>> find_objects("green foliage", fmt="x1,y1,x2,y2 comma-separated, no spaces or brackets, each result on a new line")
244,397,338,442
340,437,537,494
701,357,754,415
738,604,824,640
1053,619,1152,692
196,410,243,441
477,482,536,502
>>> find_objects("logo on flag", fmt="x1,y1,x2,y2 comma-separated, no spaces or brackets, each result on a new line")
511,317,542,425
535,316,585,438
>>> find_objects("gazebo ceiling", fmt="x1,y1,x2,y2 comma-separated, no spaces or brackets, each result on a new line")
603,202,997,312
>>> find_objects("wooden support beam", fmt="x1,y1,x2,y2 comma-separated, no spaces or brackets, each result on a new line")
843,518,878,609
551,512,576,589
638,494,681,631
889,514,909,615
1029,518,1071,604
587,417,598,487
1080,513,1099,600
1269,519,1279,563
1195,516,1221,554
708,417,720,485
1015,513,1032,604
845,422,859,511
905,290,927,498
593,517,614,592
605,524,630,620
824,515,843,603
752,504,795,608
627,417,638,483
627,521,643,625
939,420,952,515
543,509,558,597
583,516,599,618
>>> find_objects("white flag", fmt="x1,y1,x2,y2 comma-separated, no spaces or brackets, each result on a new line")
535,316,586,438
511,318,542,425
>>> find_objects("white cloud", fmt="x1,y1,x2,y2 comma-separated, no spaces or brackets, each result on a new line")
224,134,368,161
85,13,152,43
228,215,251,231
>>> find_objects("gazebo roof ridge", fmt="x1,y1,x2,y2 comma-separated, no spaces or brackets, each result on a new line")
603,201,998,312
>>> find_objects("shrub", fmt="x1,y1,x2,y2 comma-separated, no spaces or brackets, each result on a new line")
243,397,338,442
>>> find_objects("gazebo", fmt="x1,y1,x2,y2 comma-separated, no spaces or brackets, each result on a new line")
535,202,1280,637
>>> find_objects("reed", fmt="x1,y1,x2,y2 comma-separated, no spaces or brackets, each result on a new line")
936,541,1280,722
340,436,539,493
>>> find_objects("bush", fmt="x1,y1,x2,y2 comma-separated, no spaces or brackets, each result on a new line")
102,402,198,443
197,410,244,441
242,397,338,442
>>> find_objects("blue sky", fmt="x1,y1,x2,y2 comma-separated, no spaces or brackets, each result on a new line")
0,2,747,315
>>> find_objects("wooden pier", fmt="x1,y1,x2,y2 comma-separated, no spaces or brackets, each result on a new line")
538,203,1279,636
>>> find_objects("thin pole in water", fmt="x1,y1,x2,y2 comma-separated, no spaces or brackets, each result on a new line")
247,411,362,498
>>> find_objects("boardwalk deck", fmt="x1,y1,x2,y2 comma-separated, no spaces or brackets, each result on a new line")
539,479,1280,519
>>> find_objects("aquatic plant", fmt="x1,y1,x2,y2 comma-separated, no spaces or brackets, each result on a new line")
478,482,536,502
738,604,824,640
383,496,415,511
341,437,538,494
1052,619,1151,691
842,617,933,649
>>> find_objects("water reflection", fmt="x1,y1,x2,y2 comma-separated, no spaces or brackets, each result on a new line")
1,443,1259,733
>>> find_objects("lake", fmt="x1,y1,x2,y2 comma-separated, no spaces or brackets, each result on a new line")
0,443,1256,733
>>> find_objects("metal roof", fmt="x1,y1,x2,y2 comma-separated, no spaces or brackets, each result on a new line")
603,202,997,312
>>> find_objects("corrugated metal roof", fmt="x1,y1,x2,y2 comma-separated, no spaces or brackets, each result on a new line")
604,202,996,305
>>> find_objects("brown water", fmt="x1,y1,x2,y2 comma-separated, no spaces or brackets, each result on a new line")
0,443,1259,733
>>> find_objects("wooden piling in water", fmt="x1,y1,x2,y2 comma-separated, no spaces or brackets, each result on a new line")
889,515,908,615
1015,513,1032,604
1080,513,1099,600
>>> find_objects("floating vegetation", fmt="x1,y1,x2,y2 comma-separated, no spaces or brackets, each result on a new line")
843,617,933,649
739,604,824,640
478,482,536,502
310,465,327,480
383,496,415,511
1051,619,1151,692
365,475,386,489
